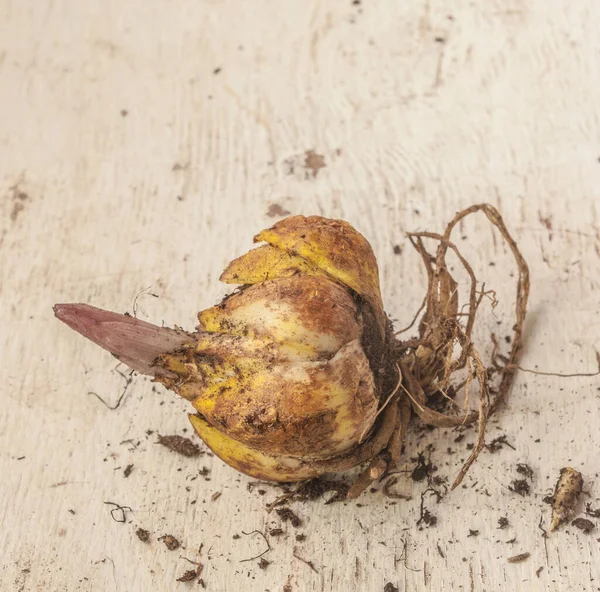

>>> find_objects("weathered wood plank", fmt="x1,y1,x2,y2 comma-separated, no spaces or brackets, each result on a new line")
1,0,599,590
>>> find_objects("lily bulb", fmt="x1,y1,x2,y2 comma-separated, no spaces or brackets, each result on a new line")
54,216,393,481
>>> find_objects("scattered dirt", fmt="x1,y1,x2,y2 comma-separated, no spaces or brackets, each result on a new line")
157,434,201,457
516,463,534,480
267,203,291,217
419,510,437,528
258,557,270,570
393,245,402,255
498,517,509,529
176,569,199,582
269,528,284,537
267,478,349,508
572,518,595,534
176,558,203,583
136,528,150,542
417,489,438,529
276,508,302,527
123,464,134,478
304,150,326,177
486,435,515,453
410,453,434,482
159,534,180,550
507,552,530,564
467,529,479,537
384,584,399,592
509,479,530,496
585,503,600,518
295,534,306,542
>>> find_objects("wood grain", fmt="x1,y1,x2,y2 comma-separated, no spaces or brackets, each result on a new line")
1,0,599,590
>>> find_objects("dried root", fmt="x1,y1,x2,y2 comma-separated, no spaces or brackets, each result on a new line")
350,203,530,495
549,467,584,531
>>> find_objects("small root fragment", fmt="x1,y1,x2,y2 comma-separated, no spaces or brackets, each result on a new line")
347,456,388,499
507,552,530,564
549,467,584,531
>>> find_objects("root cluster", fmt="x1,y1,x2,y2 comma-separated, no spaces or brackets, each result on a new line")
348,204,530,498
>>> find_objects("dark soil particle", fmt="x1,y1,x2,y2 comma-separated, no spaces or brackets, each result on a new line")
295,534,306,542
258,557,270,570
498,517,509,529
176,569,198,582
157,434,201,457
487,435,515,453
586,504,600,518
384,584,399,592
123,464,134,478
509,479,530,496
276,508,301,527
136,528,150,542
269,528,284,537
516,463,534,480
411,453,434,482
572,518,595,534
288,478,350,503
420,509,437,528
159,534,180,550
467,529,479,537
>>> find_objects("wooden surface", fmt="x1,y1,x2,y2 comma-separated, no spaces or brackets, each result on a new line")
1,1,600,590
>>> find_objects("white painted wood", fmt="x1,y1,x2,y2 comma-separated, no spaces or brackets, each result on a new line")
1,0,599,590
